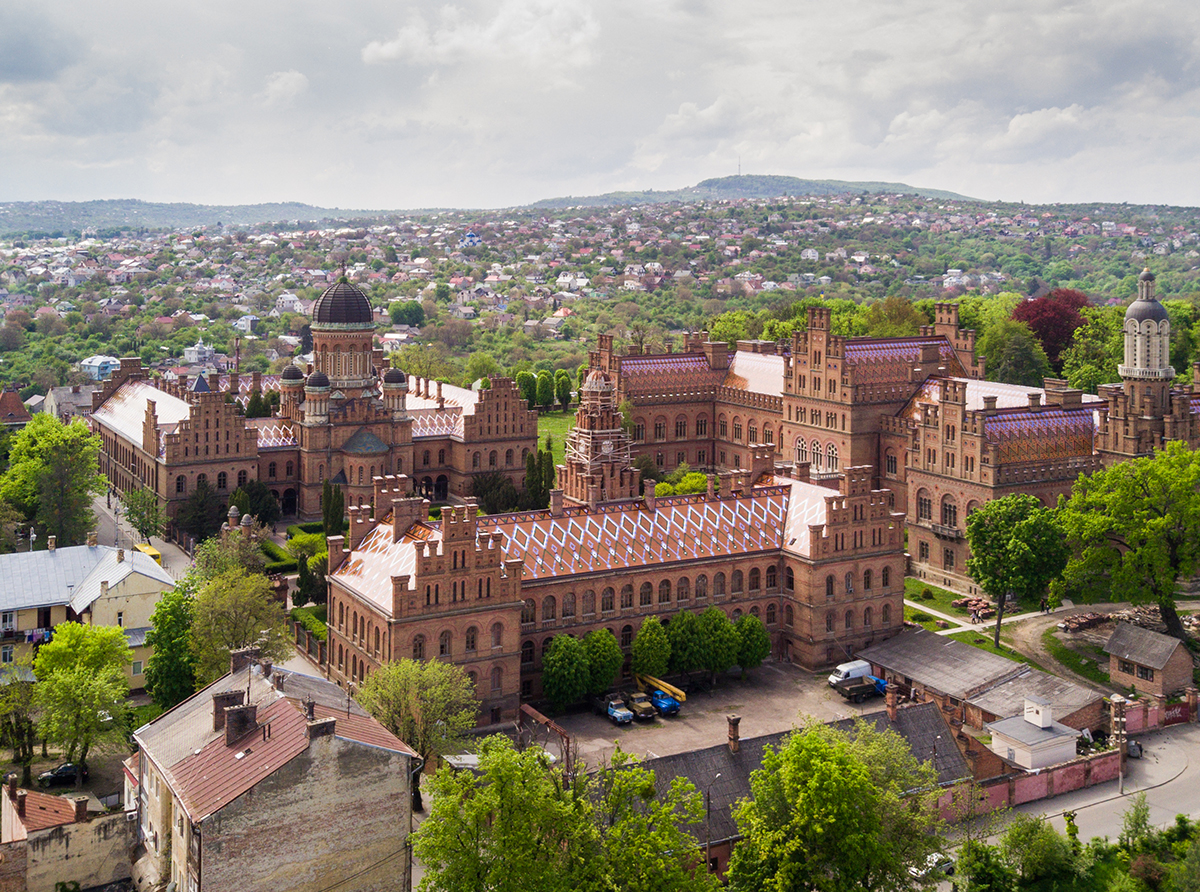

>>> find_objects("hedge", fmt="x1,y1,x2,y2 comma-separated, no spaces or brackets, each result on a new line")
291,606,328,642
260,539,298,573
287,522,326,538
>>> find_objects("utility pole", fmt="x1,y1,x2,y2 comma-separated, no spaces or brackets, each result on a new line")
1111,694,1128,794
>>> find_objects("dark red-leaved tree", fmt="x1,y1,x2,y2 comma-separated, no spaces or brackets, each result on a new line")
1011,288,1090,371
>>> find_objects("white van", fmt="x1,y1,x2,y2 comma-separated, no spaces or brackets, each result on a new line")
828,660,872,686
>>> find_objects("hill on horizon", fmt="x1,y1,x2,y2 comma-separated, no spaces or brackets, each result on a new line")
529,174,972,208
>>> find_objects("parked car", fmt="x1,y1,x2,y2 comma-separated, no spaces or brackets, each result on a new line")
908,853,955,879
622,691,657,721
649,689,681,716
38,763,87,789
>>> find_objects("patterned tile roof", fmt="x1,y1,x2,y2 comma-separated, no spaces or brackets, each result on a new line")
410,410,464,439
984,407,1095,464
618,353,725,394
723,352,785,394
842,338,964,383
248,419,297,448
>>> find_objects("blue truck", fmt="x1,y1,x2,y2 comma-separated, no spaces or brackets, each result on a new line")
593,695,634,725
648,689,681,716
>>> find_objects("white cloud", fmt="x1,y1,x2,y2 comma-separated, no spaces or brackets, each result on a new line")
260,70,309,106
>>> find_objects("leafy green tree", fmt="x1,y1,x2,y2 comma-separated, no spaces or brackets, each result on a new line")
1171,837,1200,892
1062,305,1123,393
979,319,1052,387
190,569,290,684
471,470,521,515
463,351,498,385
390,300,425,327
0,656,38,785
536,370,555,408
516,370,537,408
555,370,572,411
966,494,1069,647
358,658,477,812
1055,441,1200,640
176,477,225,544
120,486,167,543
542,635,590,711
999,814,1075,884
322,478,345,538
582,629,623,696
0,414,104,546
229,479,281,527
666,610,705,675
415,736,604,892
860,295,925,338
34,624,131,781
698,607,740,683
0,498,24,553
193,527,267,577
144,586,198,710
955,841,1017,892
631,616,670,678
727,720,944,892
735,614,771,671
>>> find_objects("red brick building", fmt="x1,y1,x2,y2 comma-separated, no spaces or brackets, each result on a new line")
90,280,537,527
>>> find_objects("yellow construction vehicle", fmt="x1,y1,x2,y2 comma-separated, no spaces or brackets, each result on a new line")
633,674,687,703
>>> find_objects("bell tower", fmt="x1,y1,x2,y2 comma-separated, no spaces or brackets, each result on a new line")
559,370,640,507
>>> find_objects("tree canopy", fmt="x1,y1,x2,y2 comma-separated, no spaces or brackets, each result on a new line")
189,568,290,683
144,586,198,710
1055,440,1200,639
542,634,590,711
121,486,167,543
631,616,670,678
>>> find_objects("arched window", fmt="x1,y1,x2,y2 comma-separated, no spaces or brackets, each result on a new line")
582,590,596,615
268,461,277,479
238,470,248,487
601,587,615,612
785,567,795,591
563,593,576,618
640,582,653,607
521,599,536,624
658,580,671,604
491,622,503,648
863,569,873,590
766,566,777,590
882,566,891,588
748,568,761,592
621,625,633,648
916,489,932,521
750,606,760,619
845,572,854,593
412,635,425,660
196,473,207,489
472,452,481,469
175,475,186,494
621,585,634,609
468,670,478,689
465,627,478,652
676,578,690,601
491,667,502,693
506,449,514,466
543,596,556,621
423,450,431,467
438,449,445,465
358,467,364,486
489,451,498,468
286,461,294,477
217,472,227,490
796,438,808,464
766,603,776,625
731,570,743,594
732,608,743,620
338,602,345,628
826,612,835,633
882,604,892,626
696,575,708,599
785,604,794,626
941,495,958,528
826,443,838,471
521,641,534,664
811,440,822,471
845,610,854,631
864,607,873,628
439,630,452,657
825,575,835,600
714,573,726,597
337,643,343,670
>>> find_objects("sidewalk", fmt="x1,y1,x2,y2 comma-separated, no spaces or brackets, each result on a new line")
92,494,193,579
904,600,1061,636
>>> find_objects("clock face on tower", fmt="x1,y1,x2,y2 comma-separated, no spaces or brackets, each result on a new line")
601,439,613,454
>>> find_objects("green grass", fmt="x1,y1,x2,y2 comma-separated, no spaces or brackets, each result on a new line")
536,409,576,467
903,578,972,617
291,606,328,641
947,630,1046,671
1041,628,1111,686
904,605,945,632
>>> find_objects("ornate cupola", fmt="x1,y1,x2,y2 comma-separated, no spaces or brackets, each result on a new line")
310,278,377,395
304,370,330,423
1119,269,1174,381
382,366,409,420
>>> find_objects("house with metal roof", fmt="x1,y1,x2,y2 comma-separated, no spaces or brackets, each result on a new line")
128,650,418,892
0,536,173,689
1104,622,1194,697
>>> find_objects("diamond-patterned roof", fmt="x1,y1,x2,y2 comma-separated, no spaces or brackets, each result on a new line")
984,408,1096,464
842,338,964,383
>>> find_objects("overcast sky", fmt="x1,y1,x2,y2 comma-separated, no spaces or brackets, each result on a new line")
3,0,1200,210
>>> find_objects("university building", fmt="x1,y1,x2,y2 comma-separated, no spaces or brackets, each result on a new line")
89,280,538,529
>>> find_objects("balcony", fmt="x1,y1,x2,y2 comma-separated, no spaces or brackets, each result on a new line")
929,522,962,540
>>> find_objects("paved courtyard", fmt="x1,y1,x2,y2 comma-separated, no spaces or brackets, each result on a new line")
546,657,888,769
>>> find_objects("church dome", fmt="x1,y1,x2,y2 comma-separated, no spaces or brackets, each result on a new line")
1126,269,1169,324
306,371,330,390
383,367,407,385
312,279,373,326
581,369,612,393
281,364,304,382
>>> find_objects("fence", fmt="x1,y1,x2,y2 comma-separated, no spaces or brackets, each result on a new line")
939,748,1121,820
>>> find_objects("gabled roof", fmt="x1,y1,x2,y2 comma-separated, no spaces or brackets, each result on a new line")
135,664,416,824
0,391,31,425
0,544,119,611
1104,622,1185,670
16,789,78,832
858,629,1026,700
68,548,174,614
637,702,968,845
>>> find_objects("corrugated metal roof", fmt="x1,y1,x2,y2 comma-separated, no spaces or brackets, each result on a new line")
0,544,116,611
68,549,174,614
859,628,1026,700
92,380,190,449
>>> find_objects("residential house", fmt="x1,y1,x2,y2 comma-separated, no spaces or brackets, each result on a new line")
1104,622,1195,697
79,356,120,381
0,392,31,430
129,651,418,892
44,384,100,422
986,697,1081,770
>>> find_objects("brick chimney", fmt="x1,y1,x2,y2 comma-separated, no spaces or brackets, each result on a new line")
15,790,26,820
886,682,898,722
229,646,260,675
72,796,89,824
549,489,564,516
212,690,245,731
47,536,56,552
6,775,16,800
117,548,124,563
86,531,97,547
307,717,336,739
727,714,741,754
225,703,258,745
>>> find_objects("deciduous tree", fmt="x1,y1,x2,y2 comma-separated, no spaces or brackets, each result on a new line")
582,629,623,696
698,607,739,684
1062,305,1123,393
190,569,290,683
358,658,477,812
121,486,167,543
666,609,705,675
978,319,1052,388
176,477,225,544
144,586,197,710
229,479,281,527
735,614,771,671
631,616,670,678
966,494,1069,647
542,634,589,711
0,656,38,785
1011,287,1090,369
1055,441,1200,640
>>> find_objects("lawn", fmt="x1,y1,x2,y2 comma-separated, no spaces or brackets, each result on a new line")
947,630,1046,671
904,578,972,617
1041,628,1111,686
904,605,947,632
536,408,576,467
